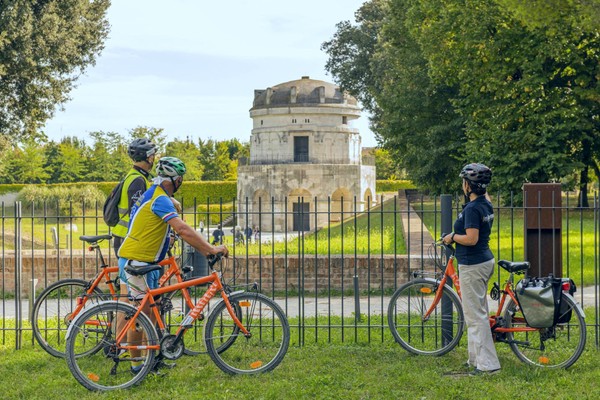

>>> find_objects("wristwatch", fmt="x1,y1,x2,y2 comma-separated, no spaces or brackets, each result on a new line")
451,232,456,242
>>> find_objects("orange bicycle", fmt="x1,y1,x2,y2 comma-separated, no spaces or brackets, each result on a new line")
31,234,207,358
387,240,586,368
64,253,290,391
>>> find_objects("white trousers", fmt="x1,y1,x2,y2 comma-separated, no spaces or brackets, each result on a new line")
459,259,501,371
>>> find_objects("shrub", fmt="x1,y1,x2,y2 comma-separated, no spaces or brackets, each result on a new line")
17,185,106,216
376,180,416,193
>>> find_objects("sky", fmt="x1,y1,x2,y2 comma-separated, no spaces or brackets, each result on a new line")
42,0,377,147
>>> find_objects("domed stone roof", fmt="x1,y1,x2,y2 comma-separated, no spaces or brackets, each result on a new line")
251,76,358,109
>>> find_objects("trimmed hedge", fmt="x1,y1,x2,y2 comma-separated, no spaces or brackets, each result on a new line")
1,180,414,202
376,180,416,192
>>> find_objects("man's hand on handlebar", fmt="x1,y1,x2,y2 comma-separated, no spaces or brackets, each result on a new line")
212,244,229,258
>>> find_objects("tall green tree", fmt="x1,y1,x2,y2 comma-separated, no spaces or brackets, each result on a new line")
165,137,204,181
323,0,466,192
7,139,50,183
129,126,167,155
406,0,600,201
0,0,110,141
87,131,129,181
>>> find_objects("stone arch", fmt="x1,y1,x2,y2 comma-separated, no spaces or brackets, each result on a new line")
252,189,272,231
287,188,312,232
331,187,352,222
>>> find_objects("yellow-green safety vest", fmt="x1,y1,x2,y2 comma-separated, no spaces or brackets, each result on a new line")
111,169,151,238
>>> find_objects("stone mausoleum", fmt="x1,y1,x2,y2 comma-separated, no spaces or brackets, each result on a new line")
237,76,376,232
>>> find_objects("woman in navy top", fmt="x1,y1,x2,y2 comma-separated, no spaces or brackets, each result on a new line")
443,163,501,375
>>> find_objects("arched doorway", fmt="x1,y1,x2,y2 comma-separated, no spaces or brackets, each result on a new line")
331,187,352,222
287,189,312,232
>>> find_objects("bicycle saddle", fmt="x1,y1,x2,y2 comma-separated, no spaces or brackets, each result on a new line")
498,260,530,273
124,263,162,276
79,234,113,243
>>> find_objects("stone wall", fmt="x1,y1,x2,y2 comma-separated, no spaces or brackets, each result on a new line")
1,252,435,296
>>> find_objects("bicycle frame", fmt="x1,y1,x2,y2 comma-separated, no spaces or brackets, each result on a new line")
114,267,249,353
425,242,538,334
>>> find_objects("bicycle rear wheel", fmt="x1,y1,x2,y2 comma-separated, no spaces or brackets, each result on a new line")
504,295,586,369
205,292,290,374
65,301,158,391
31,278,106,358
387,278,465,356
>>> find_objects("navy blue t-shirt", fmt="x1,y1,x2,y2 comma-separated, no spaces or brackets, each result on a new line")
454,196,494,265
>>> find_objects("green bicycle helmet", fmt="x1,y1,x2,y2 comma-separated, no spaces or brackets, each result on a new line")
156,157,186,178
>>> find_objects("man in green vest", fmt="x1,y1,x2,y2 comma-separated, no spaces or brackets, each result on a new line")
112,138,157,257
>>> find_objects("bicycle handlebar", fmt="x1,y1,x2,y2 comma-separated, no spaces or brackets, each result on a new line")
207,252,225,268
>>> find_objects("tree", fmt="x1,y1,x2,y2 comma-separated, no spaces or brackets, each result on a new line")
7,139,50,183
128,126,167,155
323,0,466,193
0,0,110,141
87,131,130,181
165,137,204,181
407,0,600,200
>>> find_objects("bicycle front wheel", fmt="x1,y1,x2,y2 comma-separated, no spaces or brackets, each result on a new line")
205,292,290,374
163,287,242,356
65,301,158,391
504,294,586,369
387,278,465,356
31,278,105,358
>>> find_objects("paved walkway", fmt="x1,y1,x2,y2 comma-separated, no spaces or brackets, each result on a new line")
2,287,597,319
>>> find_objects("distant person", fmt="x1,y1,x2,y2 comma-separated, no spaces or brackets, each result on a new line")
199,220,205,233
212,224,224,245
253,226,260,243
245,226,253,244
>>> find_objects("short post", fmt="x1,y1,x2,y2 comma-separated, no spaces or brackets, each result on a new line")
440,195,453,346
353,276,361,322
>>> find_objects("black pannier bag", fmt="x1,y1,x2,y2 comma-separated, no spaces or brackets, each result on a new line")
557,278,577,324
515,276,562,328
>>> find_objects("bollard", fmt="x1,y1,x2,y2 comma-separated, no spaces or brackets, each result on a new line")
353,275,361,322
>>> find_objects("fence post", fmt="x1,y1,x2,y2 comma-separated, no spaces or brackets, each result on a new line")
440,195,453,346
14,201,22,350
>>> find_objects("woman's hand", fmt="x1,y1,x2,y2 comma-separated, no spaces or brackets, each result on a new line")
442,232,455,245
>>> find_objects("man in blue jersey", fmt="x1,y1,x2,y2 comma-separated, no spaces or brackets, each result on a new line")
118,156,228,373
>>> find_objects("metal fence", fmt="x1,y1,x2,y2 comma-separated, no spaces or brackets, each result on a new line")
1,191,599,349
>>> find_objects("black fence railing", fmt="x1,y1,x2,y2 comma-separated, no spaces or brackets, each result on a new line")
1,191,599,350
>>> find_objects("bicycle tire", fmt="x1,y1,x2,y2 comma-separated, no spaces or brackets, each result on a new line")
387,278,465,356
31,278,106,358
65,301,158,391
205,292,290,374
163,288,243,356
504,294,586,369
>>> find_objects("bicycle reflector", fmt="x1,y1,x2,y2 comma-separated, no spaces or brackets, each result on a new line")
562,281,571,291
239,300,251,307
87,372,100,382
539,356,550,365
419,287,433,294
250,361,263,369
88,246,93,252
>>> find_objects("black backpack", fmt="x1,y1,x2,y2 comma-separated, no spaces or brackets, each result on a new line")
103,179,127,227
103,171,139,227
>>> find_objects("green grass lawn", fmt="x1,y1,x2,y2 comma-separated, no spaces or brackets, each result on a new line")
1,337,599,399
